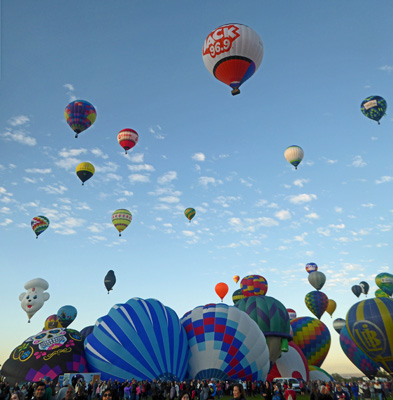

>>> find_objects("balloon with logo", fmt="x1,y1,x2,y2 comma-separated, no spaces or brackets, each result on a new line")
375,289,390,298
375,273,393,296
326,299,336,318
104,270,116,294
291,316,331,367
352,285,363,298
236,295,291,364
232,289,245,306
75,162,95,186
233,275,240,284
181,303,270,381
202,24,263,96
44,314,61,330
215,282,229,302
31,216,50,239
19,278,50,323
305,262,318,274
308,271,326,291
340,325,379,379
240,275,268,297
184,208,196,223
346,297,393,374
333,318,346,335
284,145,304,170
85,298,189,381
287,308,297,321
65,100,97,138
112,209,132,237
360,95,387,125
359,281,370,296
57,305,77,328
117,129,139,154
308,365,334,382
305,291,329,320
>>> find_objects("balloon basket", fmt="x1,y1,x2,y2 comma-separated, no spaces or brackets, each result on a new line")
231,88,240,96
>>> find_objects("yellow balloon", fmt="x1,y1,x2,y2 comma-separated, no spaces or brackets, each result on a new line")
75,162,95,185
112,209,132,237
326,299,336,317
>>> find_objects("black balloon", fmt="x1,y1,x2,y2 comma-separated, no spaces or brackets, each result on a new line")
80,325,94,339
104,270,116,293
352,285,362,298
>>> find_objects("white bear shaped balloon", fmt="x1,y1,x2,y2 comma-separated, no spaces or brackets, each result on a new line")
19,278,50,322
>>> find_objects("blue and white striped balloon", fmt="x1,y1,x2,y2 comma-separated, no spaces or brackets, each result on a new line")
84,298,189,381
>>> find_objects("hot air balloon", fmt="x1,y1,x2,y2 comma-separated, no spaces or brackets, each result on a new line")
352,285,362,298
308,271,326,291
80,325,94,339
112,209,132,237
305,262,318,274
1,328,87,385
375,273,393,296
291,316,331,367
57,305,77,328
305,291,329,320
31,216,50,239
236,296,292,364
215,282,229,302
232,288,245,305
233,275,240,284
360,96,387,125
65,100,97,138
44,314,61,330
202,24,263,96
104,270,116,294
359,281,370,296
326,299,337,317
19,278,50,323
75,162,95,186
340,325,379,379
287,309,297,321
284,146,304,170
240,275,268,297
117,129,139,154
85,298,189,381
184,208,196,223
375,289,390,298
346,297,393,375
333,318,346,335
308,365,334,382
181,303,270,381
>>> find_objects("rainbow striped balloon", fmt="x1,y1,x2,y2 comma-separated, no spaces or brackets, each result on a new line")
184,208,196,222
112,209,132,236
31,216,50,238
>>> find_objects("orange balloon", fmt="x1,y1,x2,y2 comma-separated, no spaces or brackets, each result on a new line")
215,282,229,302
233,275,240,284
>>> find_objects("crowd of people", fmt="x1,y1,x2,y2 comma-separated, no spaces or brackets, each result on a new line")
0,376,392,400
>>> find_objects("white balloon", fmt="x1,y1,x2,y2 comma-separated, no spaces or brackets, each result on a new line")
19,278,50,322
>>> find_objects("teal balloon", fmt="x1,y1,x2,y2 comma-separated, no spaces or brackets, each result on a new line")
360,96,387,124
305,291,328,319
57,305,77,328
375,273,393,296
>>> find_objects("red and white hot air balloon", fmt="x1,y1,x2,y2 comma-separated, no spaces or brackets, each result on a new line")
117,129,139,154
202,23,264,95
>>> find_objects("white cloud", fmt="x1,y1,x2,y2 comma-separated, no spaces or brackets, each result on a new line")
0,207,10,213
23,177,37,184
129,153,144,163
334,207,343,213
379,65,393,73
64,83,74,91
129,174,150,184
182,230,195,237
64,83,76,101
128,164,155,172
228,217,278,232
55,158,80,170
122,190,134,197
293,179,309,188
149,125,165,139
25,168,51,174
362,203,375,208
317,227,330,236
376,176,393,184
0,218,12,226
8,116,29,126
198,176,222,186
326,159,338,164
305,212,319,219
1,129,36,146
39,184,68,195
294,232,308,243
192,153,205,162
288,193,317,204
95,162,119,174
91,148,109,159
159,196,180,203
157,171,177,185
352,155,367,168
59,148,88,158
275,210,291,220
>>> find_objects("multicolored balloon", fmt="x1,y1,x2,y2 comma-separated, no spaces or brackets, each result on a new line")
235,296,291,364
346,297,393,375
65,100,97,138
202,24,263,95
184,208,196,223
352,285,363,298
233,275,240,284
44,314,61,330
291,316,331,367
305,262,318,274
232,289,245,305
215,282,229,302
85,298,189,381
240,275,268,297
308,271,326,291
375,289,390,298
75,162,95,186
333,318,346,334
112,209,132,237
375,273,393,296
326,299,337,317
360,95,387,125
359,281,370,296
31,216,50,239
117,129,139,154
284,145,304,170
287,308,297,321
181,303,270,381
57,305,77,328
305,291,329,319
308,365,334,382
339,325,379,379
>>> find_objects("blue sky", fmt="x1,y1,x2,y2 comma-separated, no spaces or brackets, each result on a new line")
1,1,393,376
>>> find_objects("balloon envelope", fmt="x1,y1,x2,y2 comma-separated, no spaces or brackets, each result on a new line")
305,262,318,274
326,299,337,317
287,309,297,321
202,24,263,95
305,291,329,319
112,209,132,236
75,162,95,185
375,273,393,296
360,95,387,124
352,285,363,298
44,314,61,330
215,282,229,302
184,208,196,222
31,216,50,238
232,289,245,306
333,318,346,335
65,100,97,137
233,275,240,284
57,305,77,328
104,270,116,293
308,365,334,383
359,281,370,296
240,275,268,297
118,129,139,154
284,145,304,169
308,271,326,291
375,289,390,298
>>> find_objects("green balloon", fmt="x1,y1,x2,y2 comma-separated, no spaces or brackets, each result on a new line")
375,289,390,298
375,273,393,296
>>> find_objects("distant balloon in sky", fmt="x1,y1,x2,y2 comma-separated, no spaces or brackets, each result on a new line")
352,285,362,298
233,275,240,284
202,24,263,96
104,270,116,294
287,308,297,321
375,272,393,296
19,278,50,323
326,299,336,317
112,209,132,237
333,318,346,334
305,262,318,274
360,95,387,125
184,208,196,223
75,162,95,186
31,216,49,239
284,145,304,170
117,129,139,154
232,288,245,306
359,281,370,296
308,271,326,290
240,275,268,297
305,291,329,319
65,100,97,138
57,305,77,328
215,282,229,302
